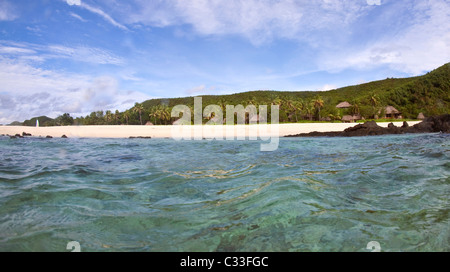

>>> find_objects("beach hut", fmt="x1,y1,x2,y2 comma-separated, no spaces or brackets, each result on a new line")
336,101,352,109
384,106,402,119
145,121,154,126
417,113,425,120
342,114,362,123
342,115,354,123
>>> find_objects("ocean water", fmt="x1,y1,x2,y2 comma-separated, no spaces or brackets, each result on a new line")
0,133,448,252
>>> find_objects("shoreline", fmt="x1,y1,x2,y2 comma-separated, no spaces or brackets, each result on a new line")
0,121,421,139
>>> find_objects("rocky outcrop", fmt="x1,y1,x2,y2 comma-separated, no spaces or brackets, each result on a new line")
286,114,450,138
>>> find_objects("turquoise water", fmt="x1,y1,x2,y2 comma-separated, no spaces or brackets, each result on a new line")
0,133,448,252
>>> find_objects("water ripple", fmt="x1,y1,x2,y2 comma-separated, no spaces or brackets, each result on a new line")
0,134,448,251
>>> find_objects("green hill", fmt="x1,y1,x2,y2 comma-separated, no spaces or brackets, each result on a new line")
22,116,55,127
133,62,450,124
64,62,450,125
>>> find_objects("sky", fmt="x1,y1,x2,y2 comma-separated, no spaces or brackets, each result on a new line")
0,0,449,123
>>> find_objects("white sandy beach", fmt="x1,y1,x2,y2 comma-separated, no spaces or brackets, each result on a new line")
0,121,421,139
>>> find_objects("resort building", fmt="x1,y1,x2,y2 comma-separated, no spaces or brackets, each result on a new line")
384,106,402,119
342,114,362,123
336,101,352,109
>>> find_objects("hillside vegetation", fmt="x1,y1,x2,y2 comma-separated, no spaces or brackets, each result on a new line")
18,62,450,126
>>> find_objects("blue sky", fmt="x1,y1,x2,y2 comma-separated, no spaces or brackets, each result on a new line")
0,0,449,123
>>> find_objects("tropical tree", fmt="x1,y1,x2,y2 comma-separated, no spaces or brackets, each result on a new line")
56,113,74,126
369,93,380,119
133,102,144,125
149,107,158,125
312,96,324,121
290,99,304,122
304,103,314,121
105,110,113,124
123,110,130,125
369,93,379,108
114,110,120,125
159,105,171,125
284,99,297,122
150,105,171,125
271,97,283,107
350,100,361,116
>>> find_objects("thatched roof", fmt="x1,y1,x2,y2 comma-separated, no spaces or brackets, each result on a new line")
342,115,361,122
342,115,354,122
336,101,352,108
417,113,425,120
385,106,400,114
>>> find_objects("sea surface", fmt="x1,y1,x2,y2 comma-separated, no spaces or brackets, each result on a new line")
0,133,448,252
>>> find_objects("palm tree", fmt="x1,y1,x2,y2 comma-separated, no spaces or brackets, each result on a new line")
350,100,361,116
133,103,144,125
284,99,297,122
312,96,324,121
114,110,120,125
149,107,158,125
271,97,283,107
123,110,130,125
294,99,304,122
105,110,113,124
158,105,171,125
304,103,314,121
369,93,379,108
369,93,380,119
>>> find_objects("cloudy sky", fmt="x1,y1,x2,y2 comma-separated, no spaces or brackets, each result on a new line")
0,0,449,123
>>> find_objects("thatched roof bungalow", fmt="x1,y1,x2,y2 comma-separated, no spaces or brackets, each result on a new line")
336,101,352,109
342,114,361,123
385,106,402,119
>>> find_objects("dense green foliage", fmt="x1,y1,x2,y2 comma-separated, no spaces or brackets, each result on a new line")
20,114,74,127
16,62,450,126
22,116,55,127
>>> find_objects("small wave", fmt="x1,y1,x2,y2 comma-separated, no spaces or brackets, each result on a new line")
172,164,256,180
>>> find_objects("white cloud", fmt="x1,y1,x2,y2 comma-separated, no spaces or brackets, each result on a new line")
0,46,36,55
66,0,81,6
123,0,368,45
366,0,381,6
0,57,151,123
0,0,18,21
47,45,124,65
317,84,337,92
0,41,124,66
319,0,450,75
69,12,87,22
65,0,128,30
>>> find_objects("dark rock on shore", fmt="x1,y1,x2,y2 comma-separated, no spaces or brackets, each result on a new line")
22,132,32,137
129,136,152,139
61,135,68,138
46,135,53,138
286,114,450,138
